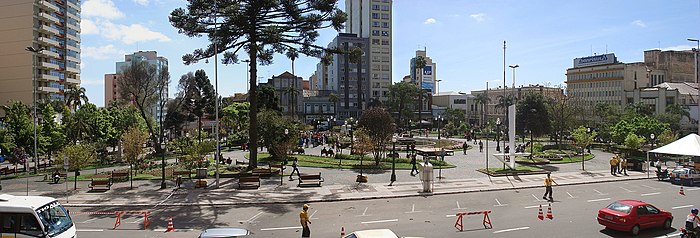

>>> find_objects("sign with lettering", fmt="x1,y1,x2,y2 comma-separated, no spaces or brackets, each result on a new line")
574,53,616,68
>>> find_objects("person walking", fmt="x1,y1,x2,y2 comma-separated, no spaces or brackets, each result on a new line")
620,158,628,176
479,141,483,152
462,141,468,155
543,173,558,202
610,155,618,175
410,154,419,176
289,158,300,180
300,204,311,237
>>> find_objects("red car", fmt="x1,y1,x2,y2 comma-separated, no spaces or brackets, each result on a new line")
597,200,673,235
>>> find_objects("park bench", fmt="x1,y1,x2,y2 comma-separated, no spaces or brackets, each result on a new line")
88,179,112,191
269,164,285,176
252,164,278,177
0,167,10,176
173,170,192,179
298,173,324,187
111,171,129,182
237,176,260,189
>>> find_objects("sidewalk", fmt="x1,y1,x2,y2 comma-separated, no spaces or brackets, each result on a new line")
28,169,652,207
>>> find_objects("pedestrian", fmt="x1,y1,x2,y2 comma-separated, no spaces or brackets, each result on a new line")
300,204,311,237
504,146,510,162
289,158,300,180
543,173,558,202
620,158,628,176
479,141,483,152
462,141,468,155
410,154,419,176
610,155,618,175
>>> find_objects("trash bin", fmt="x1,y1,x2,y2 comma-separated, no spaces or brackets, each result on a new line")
420,161,434,193
196,168,208,179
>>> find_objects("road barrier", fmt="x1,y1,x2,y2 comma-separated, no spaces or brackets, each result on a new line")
165,216,174,232
454,210,492,231
73,210,150,230
340,226,345,237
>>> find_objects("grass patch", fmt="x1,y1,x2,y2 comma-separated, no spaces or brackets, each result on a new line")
549,154,594,164
257,153,455,170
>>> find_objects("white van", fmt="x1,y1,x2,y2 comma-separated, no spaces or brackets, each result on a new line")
0,194,77,238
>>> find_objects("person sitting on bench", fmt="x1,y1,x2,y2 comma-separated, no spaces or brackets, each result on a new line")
52,170,61,184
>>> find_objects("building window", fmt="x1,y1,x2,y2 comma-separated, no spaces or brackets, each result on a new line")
372,21,380,27
382,22,389,28
372,30,380,36
372,4,380,10
372,13,380,19
381,5,390,11
381,31,389,36
372,39,380,45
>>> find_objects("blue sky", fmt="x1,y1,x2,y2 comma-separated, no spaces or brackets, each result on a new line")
80,0,700,107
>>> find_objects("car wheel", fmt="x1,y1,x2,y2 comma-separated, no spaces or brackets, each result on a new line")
663,218,672,229
631,225,640,236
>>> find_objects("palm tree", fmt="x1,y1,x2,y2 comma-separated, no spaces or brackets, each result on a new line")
349,47,364,110
413,56,427,131
286,49,299,119
63,85,88,111
474,93,491,127
283,86,299,118
329,93,339,119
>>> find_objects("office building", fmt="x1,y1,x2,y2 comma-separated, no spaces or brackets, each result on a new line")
0,0,81,111
409,49,438,94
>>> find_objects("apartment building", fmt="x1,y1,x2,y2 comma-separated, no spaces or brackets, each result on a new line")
0,0,81,111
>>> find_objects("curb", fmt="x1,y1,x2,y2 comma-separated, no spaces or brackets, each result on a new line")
61,175,653,207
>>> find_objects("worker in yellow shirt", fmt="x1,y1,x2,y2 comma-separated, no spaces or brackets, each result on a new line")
610,155,619,175
300,204,311,237
543,173,558,202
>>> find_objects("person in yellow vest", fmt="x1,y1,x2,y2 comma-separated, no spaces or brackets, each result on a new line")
543,173,558,202
620,158,628,176
610,155,619,175
300,204,311,237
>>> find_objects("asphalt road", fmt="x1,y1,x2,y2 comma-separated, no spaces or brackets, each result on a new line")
67,178,697,238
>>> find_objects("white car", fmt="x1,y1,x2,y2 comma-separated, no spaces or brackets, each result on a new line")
344,229,423,238
199,228,250,238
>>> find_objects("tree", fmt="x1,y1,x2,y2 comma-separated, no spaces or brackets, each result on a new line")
358,108,395,165
283,86,300,118
0,127,15,160
286,48,299,119
610,116,669,145
59,143,95,190
473,93,490,127
547,87,581,145
257,110,296,160
516,93,551,137
170,0,347,169
222,102,250,144
182,70,216,141
258,85,280,112
572,126,597,170
107,101,144,161
1,101,34,157
117,60,170,155
413,56,427,129
39,104,65,164
121,127,149,189
387,82,420,129
329,93,339,119
442,108,466,125
181,140,215,170
624,133,646,154
63,85,89,111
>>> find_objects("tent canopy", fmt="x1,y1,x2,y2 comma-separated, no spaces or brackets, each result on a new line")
649,133,700,157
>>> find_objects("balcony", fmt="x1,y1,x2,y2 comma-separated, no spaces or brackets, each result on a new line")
67,1,79,11
38,37,61,47
66,45,79,52
67,11,80,23
39,0,60,12
65,66,79,73
40,62,60,70
39,12,60,23
38,86,60,93
66,56,80,64
41,50,59,58
39,25,59,35
66,33,79,42
66,78,80,84
40,74,60,82
67,23,79,32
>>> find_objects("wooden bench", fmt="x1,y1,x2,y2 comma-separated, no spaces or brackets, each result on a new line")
0,167,10,176
111,171,129,182
235,160,247,165
269,164,285,176
173,170,192,179
88,179,112,191
252,164,277,177
298,173,324,187
237,176,260,189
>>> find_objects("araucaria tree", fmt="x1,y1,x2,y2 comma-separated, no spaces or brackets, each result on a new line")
170,0,347,169
358,108,395,165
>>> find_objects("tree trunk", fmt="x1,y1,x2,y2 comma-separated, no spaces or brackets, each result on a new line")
73,170,78,190
247,42,260,169
198,116,202,142
356,60,362,110
130,164,133,189
343,43,350,110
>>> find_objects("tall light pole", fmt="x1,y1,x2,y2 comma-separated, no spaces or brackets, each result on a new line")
509,65,519,99
436,79,442,95
502,41,507,148
435,115,443,140
495,118,501,152
212,1,221,188
688,38,699,134
25,46,42,175
390,135,397,185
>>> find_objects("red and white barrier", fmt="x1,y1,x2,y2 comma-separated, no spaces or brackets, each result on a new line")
454,210,492,231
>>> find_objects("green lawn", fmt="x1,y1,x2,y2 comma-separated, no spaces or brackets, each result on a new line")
479,165,544,173
257,153,455,170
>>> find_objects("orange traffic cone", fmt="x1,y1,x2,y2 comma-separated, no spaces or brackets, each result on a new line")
165,216,174,232
537,204,544,220
546,203,554,219
680,186,685,196
340,226,345,237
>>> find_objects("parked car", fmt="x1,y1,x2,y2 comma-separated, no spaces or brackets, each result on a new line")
343,229,423,238
199,228,250,238
597,200,673,236
670,167,700,186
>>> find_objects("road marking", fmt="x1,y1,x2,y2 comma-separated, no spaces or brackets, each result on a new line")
405,204,422,213
493,226,530,234
532,194,544,202
587,198,611,202
641,192,661,197
260,226,302,231
524,205,541,209
494,198,508,207
358,207,370,216
446,214,456,217
77,229,104,232
642,185,658,190
153,228,194,232
687,188,700,191
566,192,576,198
593,189,607,195
452,201,466,210
80,218,97,223
242,212,263,223
620,187,635,193
361,219,398,224
672,205,695,210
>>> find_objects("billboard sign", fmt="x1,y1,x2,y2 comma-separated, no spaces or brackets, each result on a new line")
574,53,616,68
421,81,434,91
422,65,433,82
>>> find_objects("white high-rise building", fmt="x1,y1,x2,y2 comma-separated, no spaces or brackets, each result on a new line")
345,0,392,102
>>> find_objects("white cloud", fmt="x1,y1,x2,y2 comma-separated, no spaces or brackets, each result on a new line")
81,19,99,35
82,44,126,60
132,0,149,6
80,78,104,86
631,20,646,28
81,0,124,19
470,13,486,22
90,20,171,44
423,18,437,25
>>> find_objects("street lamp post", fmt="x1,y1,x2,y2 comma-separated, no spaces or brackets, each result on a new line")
583,127,591,170
25,46,42,175
495,118,501,152
390,136,397,185
212,2,222,188
509,64,519,97
436,79,442,95
282,128,288,185
435,115,443,140
688,38,699,134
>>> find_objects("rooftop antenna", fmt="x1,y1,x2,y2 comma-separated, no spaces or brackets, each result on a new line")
605,44,608,54
590,45,593,55
658,41,661,50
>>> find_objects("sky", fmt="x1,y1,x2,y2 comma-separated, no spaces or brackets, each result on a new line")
79,0,700,107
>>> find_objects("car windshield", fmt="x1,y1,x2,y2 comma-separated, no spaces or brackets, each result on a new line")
35,201,73,237
606,202,632,214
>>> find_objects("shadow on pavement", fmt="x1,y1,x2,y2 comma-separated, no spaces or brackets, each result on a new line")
598,227,677,237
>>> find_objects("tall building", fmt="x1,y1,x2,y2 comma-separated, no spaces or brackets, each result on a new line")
345,0,392,102
409,49,438,94
322,33,369,120
0,0,81,111
104,51,168,122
